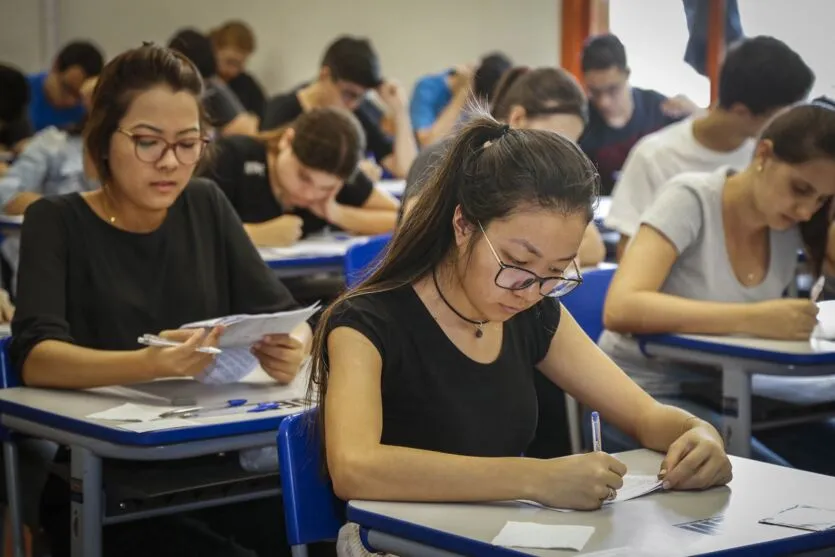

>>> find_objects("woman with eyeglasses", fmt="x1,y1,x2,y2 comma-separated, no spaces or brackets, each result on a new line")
11,44,309,557
309,114,731,550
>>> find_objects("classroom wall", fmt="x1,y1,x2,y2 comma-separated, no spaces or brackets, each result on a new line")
1,0,561,97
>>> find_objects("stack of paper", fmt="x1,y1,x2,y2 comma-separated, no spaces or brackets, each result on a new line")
180,303,321,384
491,522,594,551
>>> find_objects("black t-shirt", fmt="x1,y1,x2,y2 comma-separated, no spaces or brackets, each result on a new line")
204,78,245,129
579,87,680,195
228,72,266,117
10,178,299,377
326,286,561,457
260,90,394,163
0,115,33,150
205,135,375,237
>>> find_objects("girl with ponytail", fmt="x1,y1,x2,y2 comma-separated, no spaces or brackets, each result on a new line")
312,111,731,550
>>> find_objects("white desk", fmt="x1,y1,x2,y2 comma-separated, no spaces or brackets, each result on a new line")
350,449,835,556
378,179,405,198
638,334,835,458
259,235,370,278
0,369,308,557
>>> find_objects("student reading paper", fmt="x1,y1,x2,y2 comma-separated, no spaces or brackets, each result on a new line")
206,107,399,246
309,114,732,550
601,99,835,476
11,44,310,557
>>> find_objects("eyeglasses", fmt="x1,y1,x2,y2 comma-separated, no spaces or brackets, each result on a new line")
587,80,627,101
478,222,583,298
117,128,208,165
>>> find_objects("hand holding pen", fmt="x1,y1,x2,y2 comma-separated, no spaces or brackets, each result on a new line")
139,326,224,379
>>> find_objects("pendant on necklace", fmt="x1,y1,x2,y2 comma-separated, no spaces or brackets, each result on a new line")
475,324,484,338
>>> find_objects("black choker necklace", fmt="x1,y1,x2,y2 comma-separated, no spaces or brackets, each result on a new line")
432,269,488,338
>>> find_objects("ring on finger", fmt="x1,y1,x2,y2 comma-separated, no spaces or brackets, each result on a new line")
602,487,616,502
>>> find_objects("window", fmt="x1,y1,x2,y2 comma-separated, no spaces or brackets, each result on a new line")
608,0,710,107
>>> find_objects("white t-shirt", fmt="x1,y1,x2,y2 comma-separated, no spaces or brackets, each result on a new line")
604,117,755,238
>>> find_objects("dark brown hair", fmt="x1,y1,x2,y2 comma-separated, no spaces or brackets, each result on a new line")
491,66,588,125
84,43,208,185
210,21,256,54
259,107,365,181
307,109,599,457
760,97,835,276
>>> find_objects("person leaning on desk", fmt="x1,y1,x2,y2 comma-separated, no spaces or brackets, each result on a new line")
9,44,310,557
204,107,400,248
308,114,733,552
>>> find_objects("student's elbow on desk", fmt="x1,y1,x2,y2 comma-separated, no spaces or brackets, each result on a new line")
328,447,375,501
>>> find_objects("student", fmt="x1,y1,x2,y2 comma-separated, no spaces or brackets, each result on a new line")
601,99,835,476
312,115,732,548
11,44,310,557
26,41,104,133
261,36,417,179
0,77,99,291
579,34,699,195
206,107,399,245
168,28,259,137
606,36,814,260
0,64,33,165
410,52,512,147
210,20,266,116
402,67,605,269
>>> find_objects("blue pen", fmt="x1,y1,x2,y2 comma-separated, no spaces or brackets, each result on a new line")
591,411,603,452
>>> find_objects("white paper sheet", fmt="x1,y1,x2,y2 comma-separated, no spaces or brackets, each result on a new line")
491,522,594,551
179,303,320,384
760,505,835,532
812,300,835,339
87,403,176,422
515,474,663,512
119,418,200,432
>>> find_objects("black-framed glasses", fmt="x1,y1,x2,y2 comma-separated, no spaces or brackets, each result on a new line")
117,128,209,165
479,222,583,298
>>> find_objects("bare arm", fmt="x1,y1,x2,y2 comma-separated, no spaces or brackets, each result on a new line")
538,307,706,451
615,235,629,261
604,224,754,335
577,223,606,267
4,192,43,215
416,89,469,147
325,326,539,502
220,113,259,137
328,188,399,235
22,341,157,388
379,106,417,178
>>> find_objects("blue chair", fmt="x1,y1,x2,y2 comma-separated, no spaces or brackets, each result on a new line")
561,264,617,342
0,336,25,557
558,264,617,453
277,409,344,557
344,234,392,288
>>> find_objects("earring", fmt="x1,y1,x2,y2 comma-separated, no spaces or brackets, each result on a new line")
757,164,764,172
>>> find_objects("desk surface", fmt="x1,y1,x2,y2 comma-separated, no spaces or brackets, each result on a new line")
640,333,835,367
349,450,835,556
378,180,405,198
0,369,308,446
259,235,369,273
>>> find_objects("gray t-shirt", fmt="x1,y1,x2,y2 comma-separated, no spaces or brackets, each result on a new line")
599,167,802,397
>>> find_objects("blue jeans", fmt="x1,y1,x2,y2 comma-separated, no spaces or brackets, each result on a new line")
583,396,835,477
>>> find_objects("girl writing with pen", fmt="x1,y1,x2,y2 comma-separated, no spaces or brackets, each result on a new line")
601,98,835,476
11,44,310,557
309,112,732,551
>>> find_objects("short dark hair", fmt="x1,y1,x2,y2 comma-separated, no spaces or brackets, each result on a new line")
85,44,207,185
491,66,588,125
55,40,105,77
168,29,217,79
0,64,30,123
718,36,814,115
581,34,627,72
321,36,382,89
473,52,513,100
259,107,366,181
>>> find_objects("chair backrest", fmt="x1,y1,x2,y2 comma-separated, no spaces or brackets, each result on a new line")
560,265,616,342
0,335,17,389
344,234,392,288
277,408,344,547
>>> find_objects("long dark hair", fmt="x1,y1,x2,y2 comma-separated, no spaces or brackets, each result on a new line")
307,110,599,454
760,96,835,276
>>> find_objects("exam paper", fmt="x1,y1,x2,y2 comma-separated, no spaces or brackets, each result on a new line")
491,522,594,551
812,300,835,340
86,403,200,431
180,303,320,384
516,474,663,512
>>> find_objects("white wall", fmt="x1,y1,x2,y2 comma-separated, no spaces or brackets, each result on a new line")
2,0,561,96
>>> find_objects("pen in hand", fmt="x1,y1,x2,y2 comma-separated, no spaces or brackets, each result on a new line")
591,411,603,452
137,334,222,355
